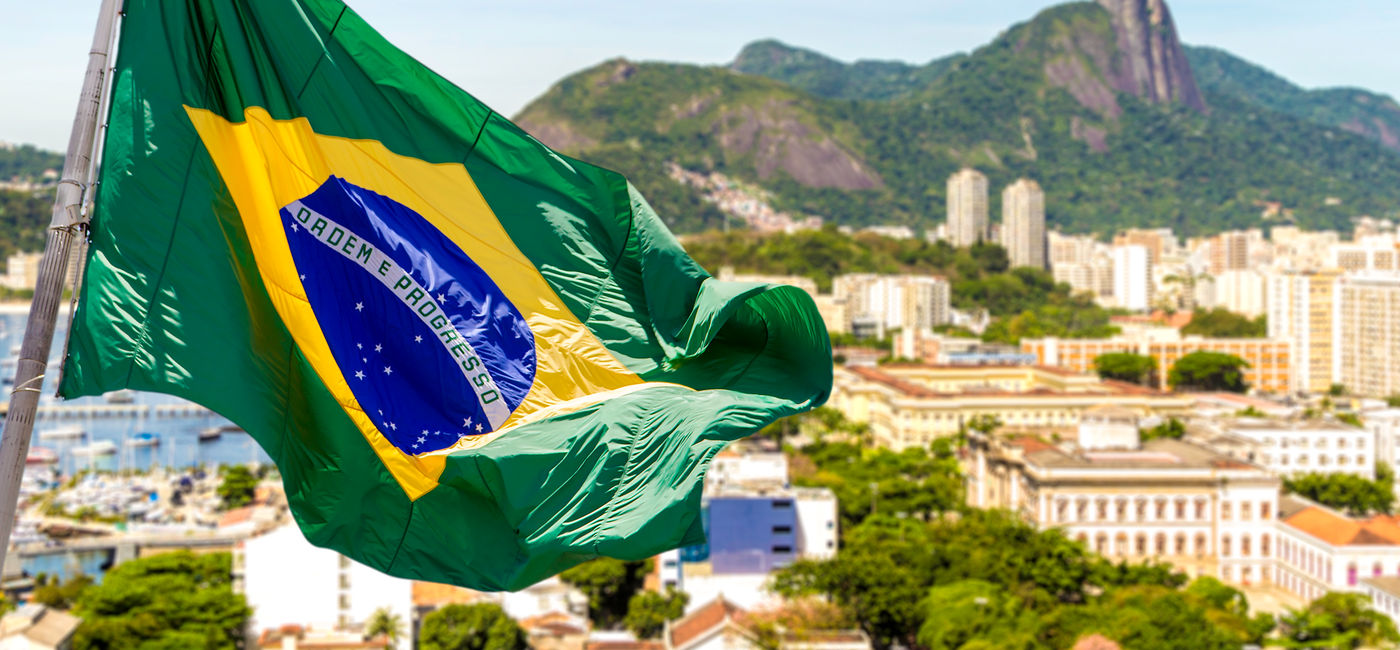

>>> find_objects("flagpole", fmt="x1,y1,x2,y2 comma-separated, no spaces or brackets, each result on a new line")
0,0,122,571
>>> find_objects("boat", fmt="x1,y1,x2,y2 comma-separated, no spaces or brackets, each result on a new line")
198,427,223,442
71,440,117,457
25,447,57,465
125,432,160,448
104,389,137,404
38,425,85,440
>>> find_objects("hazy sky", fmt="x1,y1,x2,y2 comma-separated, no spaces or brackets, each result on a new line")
4,1,1398,152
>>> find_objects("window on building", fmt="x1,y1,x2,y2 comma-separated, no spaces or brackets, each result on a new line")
1222,535,1232,557
1196,533,1208,555
772,545,793,554
1175,534,1187,555
1261,535,1271,557
773,525,793,534
1241,535,1252,557
1377,562,1385,578
1155,499,1167,519
1175,499,1187,520
1136,500,1147,521
772,500,793,509
1221,502,1232,521
1136,535,1147,555
1196,501,1207,519
1349,563,1359,586
1241,502,1252,521
1155,534,1167,554
1358,455,1367,466
1098,500,1109,520
1222,566,1232,581
1339,438,1348,448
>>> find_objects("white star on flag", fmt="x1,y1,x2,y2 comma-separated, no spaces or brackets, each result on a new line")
418,436,427,444
475,423,483,433
389,422,397,430
463,418,472,427
299,274,306,281
354,370,365,380
414,335,423,343
374,343,383,353
355,302,364,312
436,293,446,303
384,366,393,375
290,223,299,232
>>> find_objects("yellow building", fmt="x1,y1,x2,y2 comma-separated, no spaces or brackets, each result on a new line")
1334,274,1400,397
829,364,1191,450
1022,334,1293,394
1267,269,1341,394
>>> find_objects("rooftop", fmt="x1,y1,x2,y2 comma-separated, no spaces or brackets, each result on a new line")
1282,505,1400,546
1363,576,1400,598
1023,438,1265,472
844,365,1167,400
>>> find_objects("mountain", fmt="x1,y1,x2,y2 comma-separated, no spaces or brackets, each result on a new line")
1185,45,1400,152
729,40,963,102
515,0,1400,238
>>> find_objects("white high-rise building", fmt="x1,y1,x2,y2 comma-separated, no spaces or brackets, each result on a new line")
1111,245,1153,311
1001,179,1046,270
238,525,414,649
1210,269,1268,318
946,168,989,248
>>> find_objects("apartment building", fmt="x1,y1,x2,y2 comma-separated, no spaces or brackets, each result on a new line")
1022,332,1293,394
1334,273,1400,397
946,168,989,247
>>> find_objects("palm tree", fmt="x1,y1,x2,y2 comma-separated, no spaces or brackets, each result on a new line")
365,607,404,648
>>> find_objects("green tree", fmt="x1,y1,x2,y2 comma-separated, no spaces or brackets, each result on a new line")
916,580,1039,650
1180,308,1267,338
1284,473,1395,516
1167,351,1250,392
623,588,688,639
558,558,651,629
31,573,93,610
1277,592,1400,649
72,552,249,649
216,465,258,510
1046,584,1253,650
365,607,405,647
1093,352,1158,385
419,603,526,650
1141,418,1186,442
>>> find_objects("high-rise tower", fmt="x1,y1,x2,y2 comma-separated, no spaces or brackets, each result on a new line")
1001,178,1046,270
946,168,989,248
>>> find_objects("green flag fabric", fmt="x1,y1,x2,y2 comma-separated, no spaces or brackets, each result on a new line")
60,0,830,590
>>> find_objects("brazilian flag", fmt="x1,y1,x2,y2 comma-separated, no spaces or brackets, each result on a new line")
60,0,829,590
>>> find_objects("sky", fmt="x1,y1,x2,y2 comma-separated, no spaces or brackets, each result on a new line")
3,0,1399,152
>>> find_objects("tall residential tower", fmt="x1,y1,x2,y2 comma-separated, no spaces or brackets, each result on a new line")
1001,178,1046,270
946,168,989,248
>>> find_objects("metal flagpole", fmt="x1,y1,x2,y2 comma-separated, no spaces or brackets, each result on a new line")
0,0,123,571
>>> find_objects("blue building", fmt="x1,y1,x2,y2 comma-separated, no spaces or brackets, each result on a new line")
704,495,800,574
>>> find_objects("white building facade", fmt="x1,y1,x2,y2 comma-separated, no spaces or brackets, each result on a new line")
946,168,989,248
1111,245,1153,311
1001,178,1046,270
237,524,414,649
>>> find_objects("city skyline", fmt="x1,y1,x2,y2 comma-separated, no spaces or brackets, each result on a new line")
4,0,1400,152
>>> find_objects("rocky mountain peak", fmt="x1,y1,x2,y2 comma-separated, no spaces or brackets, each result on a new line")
1095,0,1207,111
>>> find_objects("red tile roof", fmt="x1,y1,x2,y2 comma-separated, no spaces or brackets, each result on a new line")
1284,507,1400,546
669,597,746,649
